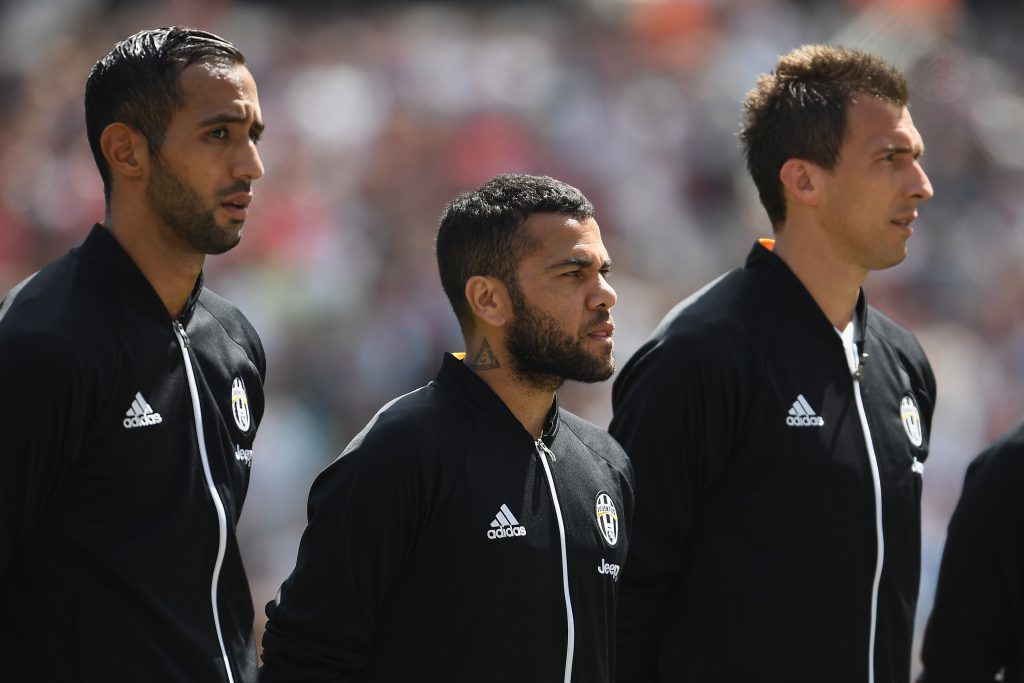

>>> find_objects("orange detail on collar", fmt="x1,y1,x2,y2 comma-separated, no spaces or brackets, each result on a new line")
758,238,776,251
452,352,467,360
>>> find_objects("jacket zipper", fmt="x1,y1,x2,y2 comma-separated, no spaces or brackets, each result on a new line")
536,439,575,683
850,345,882,683
173,320,236,683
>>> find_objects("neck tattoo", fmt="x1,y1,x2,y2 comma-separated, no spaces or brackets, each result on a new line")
468,338,501,371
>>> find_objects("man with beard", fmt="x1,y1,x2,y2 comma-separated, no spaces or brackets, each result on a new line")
0,27,266,682
260,174,634,683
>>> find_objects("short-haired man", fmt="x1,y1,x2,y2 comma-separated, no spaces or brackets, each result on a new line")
260,174,634,682
611,45,936,682
0,27,266,682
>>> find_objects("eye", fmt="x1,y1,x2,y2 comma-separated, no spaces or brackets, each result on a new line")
562,270,582,278
249,129,263,144
209,128,228,140
600,268,612,279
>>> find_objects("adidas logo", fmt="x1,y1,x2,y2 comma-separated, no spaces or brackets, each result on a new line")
486,503,527,540
786,394,824,427
123,391,163,429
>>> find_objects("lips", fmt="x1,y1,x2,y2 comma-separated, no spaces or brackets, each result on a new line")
587,320,615,340
220,193,252,220
892,211,917,228
221,193,252,209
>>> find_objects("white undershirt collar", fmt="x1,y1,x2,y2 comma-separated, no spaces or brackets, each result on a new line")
835,311,861,376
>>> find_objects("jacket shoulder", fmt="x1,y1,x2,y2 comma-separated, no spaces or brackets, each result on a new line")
558,409,630,474
614,268,769,403
940,421,1024,564
652,265,782,357
340,383,470,468
306,383,474,519
866,305,930,363
965,420,1024,498
0,253,103,356
197,288,266,377
865,305,935,392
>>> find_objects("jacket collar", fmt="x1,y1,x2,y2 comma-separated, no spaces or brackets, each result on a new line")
745,239,868,344
434,352,561,444
76,224,204,324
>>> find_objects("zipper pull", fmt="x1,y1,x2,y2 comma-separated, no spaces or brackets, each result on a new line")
174,320,191,349
536,439,555,463
854,351,868,382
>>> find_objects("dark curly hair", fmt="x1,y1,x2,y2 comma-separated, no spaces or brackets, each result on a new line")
436,174,594,333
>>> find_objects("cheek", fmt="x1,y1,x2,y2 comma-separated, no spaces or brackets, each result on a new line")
559,294,586,317
540,299,581,333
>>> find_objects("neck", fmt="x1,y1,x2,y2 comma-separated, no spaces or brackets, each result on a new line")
771,228,865,330
104,205,205,319
462,335,555,438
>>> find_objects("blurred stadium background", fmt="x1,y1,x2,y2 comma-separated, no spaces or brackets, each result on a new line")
2,0,1021,673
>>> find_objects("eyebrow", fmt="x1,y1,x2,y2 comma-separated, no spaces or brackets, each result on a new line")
198,111,265,134
878,143,924,159
545,255,612,270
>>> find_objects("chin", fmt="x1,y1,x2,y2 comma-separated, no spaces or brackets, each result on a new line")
224,223,245,242
208,232,244,256
872,252,908,272
584,359,617,383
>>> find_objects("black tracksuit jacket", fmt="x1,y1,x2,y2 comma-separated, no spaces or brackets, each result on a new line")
610,241,936,683
919,419,1024,683
260,353,634,682
0,225,266,682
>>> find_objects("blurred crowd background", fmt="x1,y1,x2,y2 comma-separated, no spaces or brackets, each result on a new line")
2,0,1022,673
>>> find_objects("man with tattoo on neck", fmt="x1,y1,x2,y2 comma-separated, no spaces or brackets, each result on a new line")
259,174,634,683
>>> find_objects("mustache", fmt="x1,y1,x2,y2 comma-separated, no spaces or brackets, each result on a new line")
584,310,613,332
217,181,252,198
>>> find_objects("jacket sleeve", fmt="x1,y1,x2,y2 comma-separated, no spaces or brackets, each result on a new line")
258,415,434,682
0,329,85,579
608,331,742,683
918,434,1024,683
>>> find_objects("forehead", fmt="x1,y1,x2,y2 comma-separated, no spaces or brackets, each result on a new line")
844,95,923,151
519,212,607,265
174,61,261,121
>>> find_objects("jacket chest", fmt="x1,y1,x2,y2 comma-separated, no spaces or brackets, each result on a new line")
69,323,260,508
418,445,628,587
756,336,928,466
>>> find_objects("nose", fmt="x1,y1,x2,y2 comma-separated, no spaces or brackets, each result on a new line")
590,274,617,310
235,141,265,183
908,160,933,202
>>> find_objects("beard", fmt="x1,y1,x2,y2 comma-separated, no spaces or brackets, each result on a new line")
146,154,247,256
505,279,615,392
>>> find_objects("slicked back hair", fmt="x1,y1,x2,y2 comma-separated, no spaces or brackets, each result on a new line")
740,44,909,228
85,27,245,202
436,174,594,334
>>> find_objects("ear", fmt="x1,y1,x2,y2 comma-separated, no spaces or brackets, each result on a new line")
779,158,823,208
464,275,511,328
99,123,148,184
